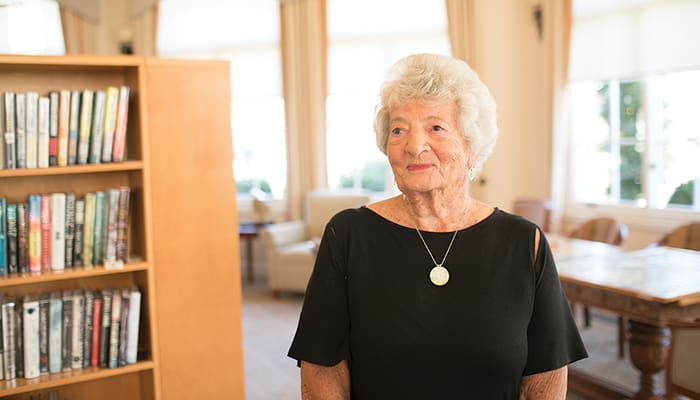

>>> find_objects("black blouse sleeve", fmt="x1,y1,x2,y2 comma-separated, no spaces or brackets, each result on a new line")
523,231,588,375
287,214,351,366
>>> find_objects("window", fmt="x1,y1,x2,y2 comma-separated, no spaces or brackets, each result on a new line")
325,0,450,194
157,0,286,198
568,0,700,212
0,0,64,55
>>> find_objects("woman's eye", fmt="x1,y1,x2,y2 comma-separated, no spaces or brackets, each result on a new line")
431,125,444,132
391,128,402,135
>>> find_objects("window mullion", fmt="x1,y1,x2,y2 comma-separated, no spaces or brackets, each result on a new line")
609,81,621,202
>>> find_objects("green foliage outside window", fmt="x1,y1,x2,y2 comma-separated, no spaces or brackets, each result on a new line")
339,160,388,192
236,179,272,194
669,180,694,206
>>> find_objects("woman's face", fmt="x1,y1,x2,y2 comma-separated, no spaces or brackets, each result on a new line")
386,99,472,195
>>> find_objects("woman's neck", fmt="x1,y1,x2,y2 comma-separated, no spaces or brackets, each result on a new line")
402,188,473,232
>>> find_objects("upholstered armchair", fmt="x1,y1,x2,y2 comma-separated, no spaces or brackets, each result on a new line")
261,191,370,295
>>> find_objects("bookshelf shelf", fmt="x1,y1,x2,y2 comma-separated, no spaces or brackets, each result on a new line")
0,262,149,288
0,161,144,178
0,360,156,397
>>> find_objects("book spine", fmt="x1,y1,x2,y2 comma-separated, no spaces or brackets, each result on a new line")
0,198,6,276
82,290,94,368
70,289,84,369
4,92,17,169
93,191,107,266
1,299,17,379
48,91,59,167
101,87,119,163
82,193,96,268
60,290,72,371
116,186,130,265
111,86,130,162
67,90,81,165
37,96,50,169
48,291,62,374
50,192,66,271
25,92,39,169
0,92,5,169
0,296,4,380
98,289,112,368
89,90,106,164
15,92,26,169
77,89,94,165
15,298,24,378
107,290,121,368
27,194,42,274
23,296,40,379
40,194,52,273
90,295,102,367
57,90,71,167
125,287,141,364
64,192,76,268
38,294,49,374
6,203,18,274
118,288,130,367
104,189,120,269
72,199,85,267
16,203,28,274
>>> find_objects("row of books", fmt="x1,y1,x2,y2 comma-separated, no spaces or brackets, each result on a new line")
0,86,130,170
0,187,131,276
0,287,142,380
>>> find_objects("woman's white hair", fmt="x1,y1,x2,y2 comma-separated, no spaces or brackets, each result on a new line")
374,53,498,174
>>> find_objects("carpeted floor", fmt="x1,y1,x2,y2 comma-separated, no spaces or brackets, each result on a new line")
241,281,643,400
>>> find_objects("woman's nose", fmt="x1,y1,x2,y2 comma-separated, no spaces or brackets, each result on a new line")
406,130,430,155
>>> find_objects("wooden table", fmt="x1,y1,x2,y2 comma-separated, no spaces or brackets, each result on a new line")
549,235,700,400
238,222,268,283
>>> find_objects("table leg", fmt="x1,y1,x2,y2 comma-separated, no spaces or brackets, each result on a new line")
246,237,254,283
627,320,670,400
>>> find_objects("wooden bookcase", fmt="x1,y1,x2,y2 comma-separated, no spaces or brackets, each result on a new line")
0,55,160,399
0,55,245,400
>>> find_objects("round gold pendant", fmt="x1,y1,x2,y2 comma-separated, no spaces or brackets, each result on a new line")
429,265,449,286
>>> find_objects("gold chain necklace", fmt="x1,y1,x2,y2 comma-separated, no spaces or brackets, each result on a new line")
415,228,459,286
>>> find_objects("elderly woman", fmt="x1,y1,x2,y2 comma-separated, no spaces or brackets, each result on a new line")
288,53,587,399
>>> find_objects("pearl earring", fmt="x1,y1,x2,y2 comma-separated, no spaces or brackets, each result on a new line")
468,167,475,182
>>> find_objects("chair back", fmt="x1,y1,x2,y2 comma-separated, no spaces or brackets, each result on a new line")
666,320,700,399
569,217,628,246
658,222,700,251
305,191,371,238
512,198,552,232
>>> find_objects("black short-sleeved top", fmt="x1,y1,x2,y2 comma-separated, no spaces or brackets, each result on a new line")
288,207,587,399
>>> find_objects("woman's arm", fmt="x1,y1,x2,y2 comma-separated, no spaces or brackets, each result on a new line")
300,360,350,400
519,366,568,400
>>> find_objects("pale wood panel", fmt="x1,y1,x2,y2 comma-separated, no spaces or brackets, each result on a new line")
144,59,245,399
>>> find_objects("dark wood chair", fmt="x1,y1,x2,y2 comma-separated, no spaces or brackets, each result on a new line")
666,319,700,399
657,221,700,251
512,198,552,232
568,217,629,358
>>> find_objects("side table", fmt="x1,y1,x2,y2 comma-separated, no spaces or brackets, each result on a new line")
238,222,269,283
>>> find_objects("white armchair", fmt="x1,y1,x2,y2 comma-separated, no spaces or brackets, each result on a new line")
261,191,370,295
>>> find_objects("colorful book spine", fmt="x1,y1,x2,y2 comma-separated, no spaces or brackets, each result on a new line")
37,96,50,168
118,288,130,367
82,290,94,368
0,92,5,169
77,89,94,165
40,194,52,273
111,86,130,162
89,90,106,164
48,291,63,374
70,289,84,369
90,295,102,367
82,193,96,268
125,287,141,364
4,92,17,169
101,86,119,163
98,289,113,368
67,90,81,165
25,91,39,169
104,189,120,269
15,92,26,169
50,192,66,271
17,203,28,273
48,91,59,166
38,294,49,374
61,290,73,371
1,298,17,379
0,197,6,275
64,192,76,268
115,186,130,265
23,296,40,379
6,203,19,274
107,290,122,368
93,191,107,266
72,199,85,267
27,194,42,274
57,90,71,167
